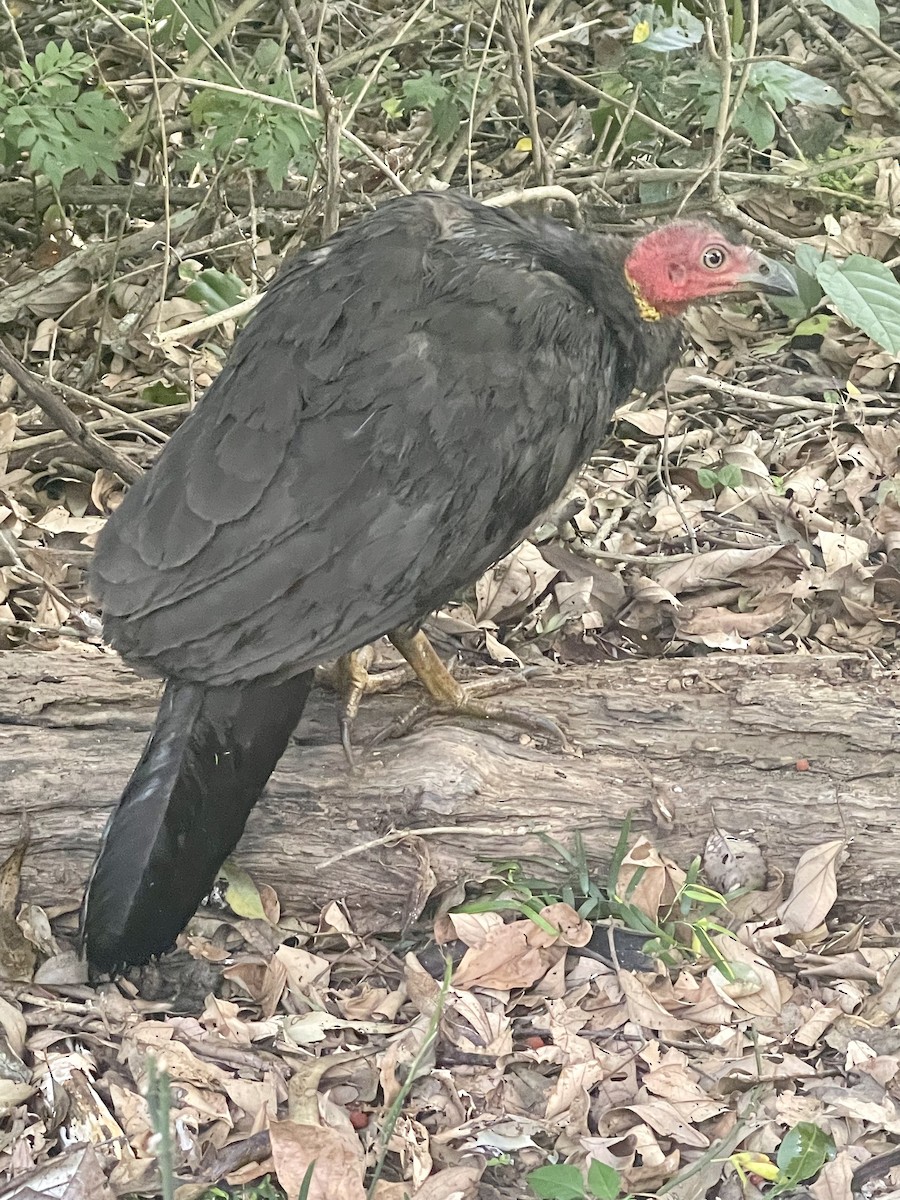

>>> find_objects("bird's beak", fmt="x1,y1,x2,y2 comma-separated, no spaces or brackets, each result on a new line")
736,252,799,297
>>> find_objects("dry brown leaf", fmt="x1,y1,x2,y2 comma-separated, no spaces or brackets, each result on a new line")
617,971,692,1036
654,546,800,596
474,541,557,623
0,1144,115,1200
275,943,332,994
811,1151,855,1200
407,1160,484,1199
675,595,793,646
708,938,784,1019
616,838,685,920
452,919,559,990
778,840,846,933
539,902,592,947
269,1119,366,1200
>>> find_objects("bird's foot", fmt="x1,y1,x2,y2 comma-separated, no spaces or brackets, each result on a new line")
316,645,415,768
368,667,571,752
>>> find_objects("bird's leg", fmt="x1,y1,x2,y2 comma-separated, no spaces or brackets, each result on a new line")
316,646,414,767
374,628,570,750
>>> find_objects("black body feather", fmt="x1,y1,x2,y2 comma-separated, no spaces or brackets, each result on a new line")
83,192,684,971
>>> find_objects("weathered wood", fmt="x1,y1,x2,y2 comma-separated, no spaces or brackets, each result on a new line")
1,649,897,929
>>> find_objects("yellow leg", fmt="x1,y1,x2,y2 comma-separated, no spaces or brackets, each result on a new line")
383,628,570,750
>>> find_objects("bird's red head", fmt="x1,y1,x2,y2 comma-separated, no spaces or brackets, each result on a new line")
623,220,796,319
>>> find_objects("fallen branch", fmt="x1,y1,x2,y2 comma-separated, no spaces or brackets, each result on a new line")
3,649,898,931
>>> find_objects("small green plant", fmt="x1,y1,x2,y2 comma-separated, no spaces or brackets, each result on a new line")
731,1122,836,1194
187,41,320,190
145,1057,175,1200
196,1177,286,1200
463,824,736,974
696,464,744,492
456,830,610,929
381,67,481,145
180,264,249,314
528,1159,622,1200
0,40,126,187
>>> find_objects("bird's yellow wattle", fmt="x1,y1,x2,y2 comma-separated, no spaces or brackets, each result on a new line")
625,270,662,322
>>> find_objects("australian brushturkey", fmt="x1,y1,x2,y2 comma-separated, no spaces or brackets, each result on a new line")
82,191,796,972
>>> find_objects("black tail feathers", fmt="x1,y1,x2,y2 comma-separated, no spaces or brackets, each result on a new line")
81,670,313,974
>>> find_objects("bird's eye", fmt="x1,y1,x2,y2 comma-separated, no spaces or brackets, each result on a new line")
702,246,727,270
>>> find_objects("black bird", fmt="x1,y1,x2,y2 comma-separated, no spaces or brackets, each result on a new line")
82,192,796,972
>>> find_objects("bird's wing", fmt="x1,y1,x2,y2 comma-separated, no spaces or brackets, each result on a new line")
92,194,614,686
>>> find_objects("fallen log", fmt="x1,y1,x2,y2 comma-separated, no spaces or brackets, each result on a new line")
1,649,897,929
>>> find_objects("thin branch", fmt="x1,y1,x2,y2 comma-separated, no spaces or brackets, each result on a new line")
484,185,581,216
154,295,261,345
279,0,342,238
539,58,692,148
708,0,734,199
515,0,550,186
791,1,899,117
0,343,142,484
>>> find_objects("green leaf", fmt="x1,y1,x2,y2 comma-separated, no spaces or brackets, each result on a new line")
587,1160,620,1200
527,1163,586,1199
819,0,879,32
402,70,450,110
680,883,727,906
219,859,268,920
717,464,744,489
697,467,718,490
749,62,843,109
297,1160,316,1200
638,5,704,51
430,95,460,143
774,1122,835,1192
734,91,776,150
143,381,189,406
793,314,832,337
183,267,248,313
795,244,828,277
816,254,900,354
731,0,745,44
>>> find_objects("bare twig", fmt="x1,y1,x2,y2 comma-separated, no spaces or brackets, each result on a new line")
711,197,798,254
841,13,900,65
459,0,503,193
514,0,550,186
0,181,334,215
539,58,692,148
318,823,550,870
0,343,141,484
708,0,734,199
11,405,191,454
484,185,581,217
791,1,899,117
115,0,262,153
686,375,897,417
154,295,261,345
279,0,342,238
